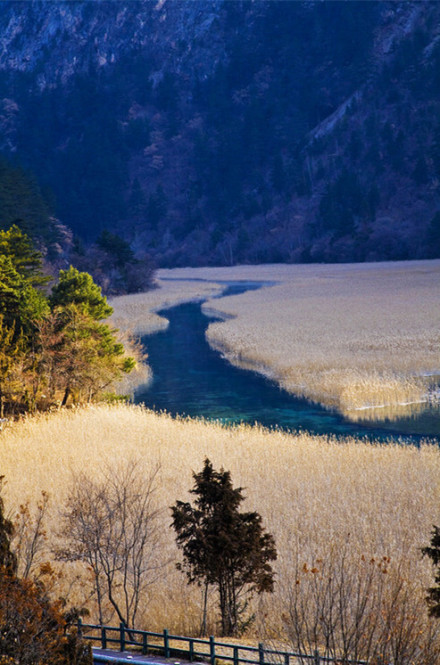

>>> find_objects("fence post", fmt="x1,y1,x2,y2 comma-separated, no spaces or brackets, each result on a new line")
164,629,170,659
314,649,320,665
77,618,82,638
233,646,239,665
189,638,194,662
259,643,265,665
142,631,148,655
210,635,216,665
101,626,107,650
120,622,125,652
284,653,289,665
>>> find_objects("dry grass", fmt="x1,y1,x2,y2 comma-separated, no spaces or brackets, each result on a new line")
1,403,439,639
110,279,223,336
164,260,440,420
110,260,440,420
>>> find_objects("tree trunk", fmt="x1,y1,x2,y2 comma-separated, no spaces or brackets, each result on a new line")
200,582,209,636
61,386,70,406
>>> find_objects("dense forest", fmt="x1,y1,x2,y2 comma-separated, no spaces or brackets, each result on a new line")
0,157,155,293
0,1,440,265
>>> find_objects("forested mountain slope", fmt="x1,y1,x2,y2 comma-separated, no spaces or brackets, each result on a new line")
1,0,439,266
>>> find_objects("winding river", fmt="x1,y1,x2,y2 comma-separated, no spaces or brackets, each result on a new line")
134,282,440,443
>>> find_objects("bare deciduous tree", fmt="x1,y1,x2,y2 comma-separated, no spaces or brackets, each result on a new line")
12,491,50,580
57,460,163,627
281,540,440,665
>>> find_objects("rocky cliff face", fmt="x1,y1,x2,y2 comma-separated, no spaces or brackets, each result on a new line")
0,1,440,266
0,1,226,83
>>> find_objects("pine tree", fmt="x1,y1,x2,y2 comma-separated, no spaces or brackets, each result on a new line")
0,225,50,288
46,267,134,405
50,266,113,320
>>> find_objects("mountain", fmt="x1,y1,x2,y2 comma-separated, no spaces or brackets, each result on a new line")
0,0,440,266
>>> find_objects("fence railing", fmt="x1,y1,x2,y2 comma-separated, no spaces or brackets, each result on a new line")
77,620,367,665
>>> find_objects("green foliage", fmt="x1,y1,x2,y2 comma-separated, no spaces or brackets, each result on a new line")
97,230,134,267
171,458,277,636
0,225,50,288
38,304,135,406
0,316,26,417
50,266,113,320
0,255,48,335
0,229,134,414
0,157,57,251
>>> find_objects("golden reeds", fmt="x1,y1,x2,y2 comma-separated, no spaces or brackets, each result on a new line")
1,403,439,640
110,260,440,419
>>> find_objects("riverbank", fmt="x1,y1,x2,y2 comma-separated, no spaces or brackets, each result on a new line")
111,260,440,421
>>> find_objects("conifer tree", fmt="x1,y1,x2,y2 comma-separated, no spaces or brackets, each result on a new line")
46,266,134,405
171,458,277,636
0,232,134,412
0,224,50,288
50,266,113,320
422,526,440,617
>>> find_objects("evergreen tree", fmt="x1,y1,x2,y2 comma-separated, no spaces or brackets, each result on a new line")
0,255,48,335
422,526,440,617
50,266,113,320
38,304,135,406
97,230,134,268
0,225,50,288
171,458,277,636
0,231,135,413
0,158,56,250
0,317,25,417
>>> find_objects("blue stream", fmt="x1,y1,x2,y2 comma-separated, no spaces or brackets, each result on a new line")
134,282,440,443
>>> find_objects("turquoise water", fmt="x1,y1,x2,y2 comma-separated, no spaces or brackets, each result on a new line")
134,284,440,443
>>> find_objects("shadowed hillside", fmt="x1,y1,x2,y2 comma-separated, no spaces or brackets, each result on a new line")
1,1,439,266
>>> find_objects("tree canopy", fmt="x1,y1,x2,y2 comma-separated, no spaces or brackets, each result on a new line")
0,226,135,415
50,266,113,320
422,526,440,617
171,458,277,636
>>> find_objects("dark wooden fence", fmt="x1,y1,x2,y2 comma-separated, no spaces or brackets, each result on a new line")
77,620,367,665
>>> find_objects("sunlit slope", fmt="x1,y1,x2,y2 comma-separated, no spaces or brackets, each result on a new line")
1,404,439,633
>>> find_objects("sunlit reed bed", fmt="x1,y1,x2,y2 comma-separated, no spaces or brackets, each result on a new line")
1,403,439,643
110,278,223,336
157,260,440,421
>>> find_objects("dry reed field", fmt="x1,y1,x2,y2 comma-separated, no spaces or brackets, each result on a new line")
1,403,440,658
110,278,222,336
156,260,440,421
